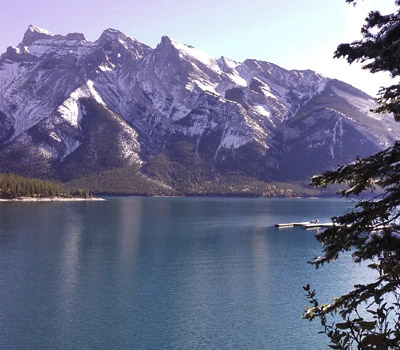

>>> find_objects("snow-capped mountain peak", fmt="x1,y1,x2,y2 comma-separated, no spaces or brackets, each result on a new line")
22,25,55,45
96,28,151,61
161,36,221,70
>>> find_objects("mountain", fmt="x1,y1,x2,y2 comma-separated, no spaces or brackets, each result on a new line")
0,25,398,195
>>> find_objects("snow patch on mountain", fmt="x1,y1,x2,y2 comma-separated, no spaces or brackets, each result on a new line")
330,116,343,158
253,105,271,118
98,62,115,72
49,131,61,142
260,84,278,100
37,145,54,159
26,39,96,59
27,25,54,37
220,129,250,149
117,129,142,163
60,137,80,161
169,37,222,73
218,56,240,72
58,80,105,127
317,79,328,93
331,86,378,119
0,61,30,94
186,79,218,94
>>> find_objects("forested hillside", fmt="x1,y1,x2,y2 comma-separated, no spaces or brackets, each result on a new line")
0,173,90,199
64,164,338,197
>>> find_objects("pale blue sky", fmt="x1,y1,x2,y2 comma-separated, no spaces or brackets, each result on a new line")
0,0,397,96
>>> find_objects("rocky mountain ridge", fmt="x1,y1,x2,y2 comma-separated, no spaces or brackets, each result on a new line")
0,25,398,194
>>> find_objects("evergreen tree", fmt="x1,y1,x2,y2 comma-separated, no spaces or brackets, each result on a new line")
303,1,400,349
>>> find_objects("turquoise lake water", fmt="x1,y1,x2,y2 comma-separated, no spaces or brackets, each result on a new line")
0,197,375,349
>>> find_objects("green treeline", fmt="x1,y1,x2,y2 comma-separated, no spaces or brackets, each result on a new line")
0,173,90,199
1,169,339,199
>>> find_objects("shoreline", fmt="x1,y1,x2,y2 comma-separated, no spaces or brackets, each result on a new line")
0,196,106,202
0,194,349,201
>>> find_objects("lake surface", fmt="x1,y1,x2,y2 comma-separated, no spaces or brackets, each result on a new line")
0,197,375,349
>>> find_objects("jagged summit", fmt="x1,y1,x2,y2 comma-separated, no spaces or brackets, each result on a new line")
156,35,185,53
97,28,128,42
217,56,241,73
27,25,53,35
21,25,87,45
160,35,174,44
156,36,221,74
102,28,121,34
64,32,87,41
96,28,151,60
21,25,54,45
158,35,218,66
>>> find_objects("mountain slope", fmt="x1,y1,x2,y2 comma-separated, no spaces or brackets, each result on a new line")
0,25,398,194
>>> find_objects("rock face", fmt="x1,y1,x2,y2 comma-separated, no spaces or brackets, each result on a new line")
0,25,399,186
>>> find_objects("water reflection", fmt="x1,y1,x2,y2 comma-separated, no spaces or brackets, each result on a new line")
58,205,84,331
250,230,271,306
116,198,142,272
0,197,376,349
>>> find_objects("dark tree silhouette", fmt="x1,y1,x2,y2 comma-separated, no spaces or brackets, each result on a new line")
303,1,400,349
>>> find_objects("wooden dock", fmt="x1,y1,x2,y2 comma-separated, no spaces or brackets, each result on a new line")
302,223,334,228
275,221,334,229
275,221,386,231
275,221,312,228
